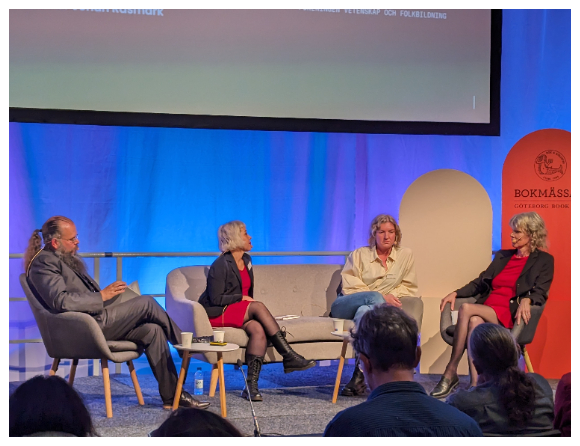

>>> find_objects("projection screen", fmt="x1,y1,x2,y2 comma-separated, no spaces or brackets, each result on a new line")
9,9,501,135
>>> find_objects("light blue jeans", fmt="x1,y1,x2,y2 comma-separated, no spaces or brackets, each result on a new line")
330,291,385,326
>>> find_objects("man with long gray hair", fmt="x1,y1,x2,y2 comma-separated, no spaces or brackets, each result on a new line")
24,216,209,410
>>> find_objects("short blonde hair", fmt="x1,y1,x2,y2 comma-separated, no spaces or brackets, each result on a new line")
218,221,246,253
368,214,402,248
509,212,548,252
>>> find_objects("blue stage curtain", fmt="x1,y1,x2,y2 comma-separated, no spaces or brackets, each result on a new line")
9,9,571,297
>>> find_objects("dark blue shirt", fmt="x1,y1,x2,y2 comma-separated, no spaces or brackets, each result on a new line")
324,381,483,437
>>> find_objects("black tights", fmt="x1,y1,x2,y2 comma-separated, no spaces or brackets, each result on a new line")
443,303,499,385
242,301,280,357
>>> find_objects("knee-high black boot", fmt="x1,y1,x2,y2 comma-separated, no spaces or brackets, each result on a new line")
341,356,367,396
241,354,264,402
269,331,316,373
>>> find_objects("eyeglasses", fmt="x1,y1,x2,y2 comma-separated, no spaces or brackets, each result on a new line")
59,235,79,243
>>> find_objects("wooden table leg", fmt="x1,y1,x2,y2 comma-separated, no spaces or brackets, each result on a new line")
209,363,219,397
332,339,349,404
217,352,227,417
172,352,191,410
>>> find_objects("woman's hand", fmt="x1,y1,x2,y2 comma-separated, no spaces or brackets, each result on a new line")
383,294,402,308
242,295,255,302
515,297,532,325
440,291,457,312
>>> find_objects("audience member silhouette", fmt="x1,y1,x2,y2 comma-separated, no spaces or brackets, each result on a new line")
554,372,571,437
324,304,482,437
447,323,554,435
9,374,97,437
150,407,243,437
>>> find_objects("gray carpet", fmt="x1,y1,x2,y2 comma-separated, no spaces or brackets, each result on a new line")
9,361,561,437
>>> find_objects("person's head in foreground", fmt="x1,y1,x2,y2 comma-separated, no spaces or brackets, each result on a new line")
9,374,96,437
324,304,482,437
150,407,243,437
469,323,537,427
351,304,420,389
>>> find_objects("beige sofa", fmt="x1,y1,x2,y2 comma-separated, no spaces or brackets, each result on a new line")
165,264,423,367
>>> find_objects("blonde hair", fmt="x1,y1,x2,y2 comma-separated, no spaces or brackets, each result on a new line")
217,221,246,253
509,212,548,252
368,214,402,248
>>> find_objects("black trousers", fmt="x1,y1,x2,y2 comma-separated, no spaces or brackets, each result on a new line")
98,295,183,403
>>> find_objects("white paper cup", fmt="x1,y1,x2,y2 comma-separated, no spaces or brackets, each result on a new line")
181,332,193,348
451,311,459,326
213,330,225,343
332,319,344,332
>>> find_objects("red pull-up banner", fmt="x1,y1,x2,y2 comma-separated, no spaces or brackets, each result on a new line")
502,129,571,379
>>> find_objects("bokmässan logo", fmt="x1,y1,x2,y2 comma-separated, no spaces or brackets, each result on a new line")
534,150,567,182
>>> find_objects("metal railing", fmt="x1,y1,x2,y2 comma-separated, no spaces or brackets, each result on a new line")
9,251,350,346
10,251,349,375
10,250,350,289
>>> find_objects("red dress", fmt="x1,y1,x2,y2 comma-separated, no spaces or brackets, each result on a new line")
484,256,527,329
208,266,252,328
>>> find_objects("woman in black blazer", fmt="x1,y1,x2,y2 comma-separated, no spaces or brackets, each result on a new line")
430,212,554,398
199,221,315,402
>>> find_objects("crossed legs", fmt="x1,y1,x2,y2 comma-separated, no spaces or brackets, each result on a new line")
100,295,182,403
124,323,178,402
244,301,280,335
330,291,385,326
243,319,268,356
443,303,499,386
241,300,314,369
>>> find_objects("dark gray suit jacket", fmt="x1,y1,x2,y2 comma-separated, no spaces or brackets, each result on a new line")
27,249,104,316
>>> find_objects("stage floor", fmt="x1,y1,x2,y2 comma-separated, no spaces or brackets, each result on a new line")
9,360,560,437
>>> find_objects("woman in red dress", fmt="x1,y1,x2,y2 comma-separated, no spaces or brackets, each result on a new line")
430,212,554,398
198,221,315,402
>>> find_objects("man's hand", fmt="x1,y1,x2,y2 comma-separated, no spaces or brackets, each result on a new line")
241,295,255,302
383,294,402,308
440,291,457,312
515,297,532,325
101,281,127,301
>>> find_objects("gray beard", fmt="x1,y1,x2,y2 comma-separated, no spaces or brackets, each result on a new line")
56,250,89,277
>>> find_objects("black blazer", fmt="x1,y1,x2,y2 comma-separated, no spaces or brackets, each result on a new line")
455,249,554,321
198,252,254,318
